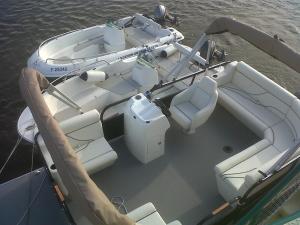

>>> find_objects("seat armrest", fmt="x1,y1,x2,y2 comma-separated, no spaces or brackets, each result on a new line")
240,151,285,193
167,221,182,225
191,105,212,128
215,139,270,174
59,109,101,133
193,91,218,117
127,202,156,222
240,170,264,194
190,91,217,129
59,109,104,148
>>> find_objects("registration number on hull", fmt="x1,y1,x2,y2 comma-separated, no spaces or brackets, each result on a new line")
50,67,68,72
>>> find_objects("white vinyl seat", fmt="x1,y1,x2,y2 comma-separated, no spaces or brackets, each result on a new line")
58,109,117,174
38,109,117,195
169,76,218,134
215,61,300,202
127,202,182,225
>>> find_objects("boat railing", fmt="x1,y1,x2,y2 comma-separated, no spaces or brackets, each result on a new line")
99,61,231,124
239,154,300,205
19,69,135,225
46,84,82,112
38,28,82,57
150,61,231,92
44,49,117,64
196,157,299,225
235,158,299,225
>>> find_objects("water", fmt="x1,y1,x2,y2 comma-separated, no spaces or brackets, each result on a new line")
0,0,299,182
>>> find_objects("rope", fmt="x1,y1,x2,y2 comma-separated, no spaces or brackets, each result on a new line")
0,122,36,177
222,168,258,178
25,142,35,225
16,172,47,225
0,135,23,177
111,196,128,214
16,142,37,225
0,127,39,225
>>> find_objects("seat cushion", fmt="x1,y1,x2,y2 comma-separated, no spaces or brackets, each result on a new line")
215,139,271,175
167,221,182,225
170,104,192,130
236,62,296,106
215,61,300,203
76,137,117,174
127,202,166,225
219,86,296,152
216,144,280,202
190,88,210,110
271,121,295,152
220,84,282,127
170,76,217,132
218,88,269,138
176,101,199,120
127,202,182,225
221,145,280,190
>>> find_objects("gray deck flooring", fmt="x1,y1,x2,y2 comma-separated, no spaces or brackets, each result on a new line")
92,105,259,225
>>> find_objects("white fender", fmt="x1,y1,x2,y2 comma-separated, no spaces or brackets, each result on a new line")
80,70,108,83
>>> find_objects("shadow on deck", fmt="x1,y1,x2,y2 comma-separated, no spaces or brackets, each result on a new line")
92,104,259,225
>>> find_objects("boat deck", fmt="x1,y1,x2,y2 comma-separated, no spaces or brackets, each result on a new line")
91,104,259,225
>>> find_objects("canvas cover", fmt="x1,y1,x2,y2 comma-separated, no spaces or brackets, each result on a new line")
19,68,134,225
205,17,300,73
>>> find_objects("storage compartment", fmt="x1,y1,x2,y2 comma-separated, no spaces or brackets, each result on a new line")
124,94,170,163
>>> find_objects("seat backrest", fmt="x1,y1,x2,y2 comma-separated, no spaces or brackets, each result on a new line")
232,62,296,120
190,76,217,109
286,99,300,141
59,109,104,148
236,62,296,105
197,76,218,95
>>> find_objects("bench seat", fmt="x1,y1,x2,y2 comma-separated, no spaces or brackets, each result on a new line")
75,137,117,174
127,202,182,225
215,61,300,202
38,109,117,195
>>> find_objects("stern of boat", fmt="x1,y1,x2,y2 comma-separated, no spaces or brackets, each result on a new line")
17,107,37,143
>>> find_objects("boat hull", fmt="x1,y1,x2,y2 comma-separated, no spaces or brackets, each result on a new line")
27,14,184,78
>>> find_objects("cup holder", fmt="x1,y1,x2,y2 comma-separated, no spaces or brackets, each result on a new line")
135,95,142,100
212,74,218,79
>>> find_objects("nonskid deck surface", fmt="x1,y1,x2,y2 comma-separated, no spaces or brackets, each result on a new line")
92,105,259,225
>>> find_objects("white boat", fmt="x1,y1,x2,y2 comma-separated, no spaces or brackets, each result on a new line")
27,12,184,78
8,17,300,225
18,32,215,143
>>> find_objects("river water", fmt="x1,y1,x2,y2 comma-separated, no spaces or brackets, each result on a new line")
0,0,299,182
